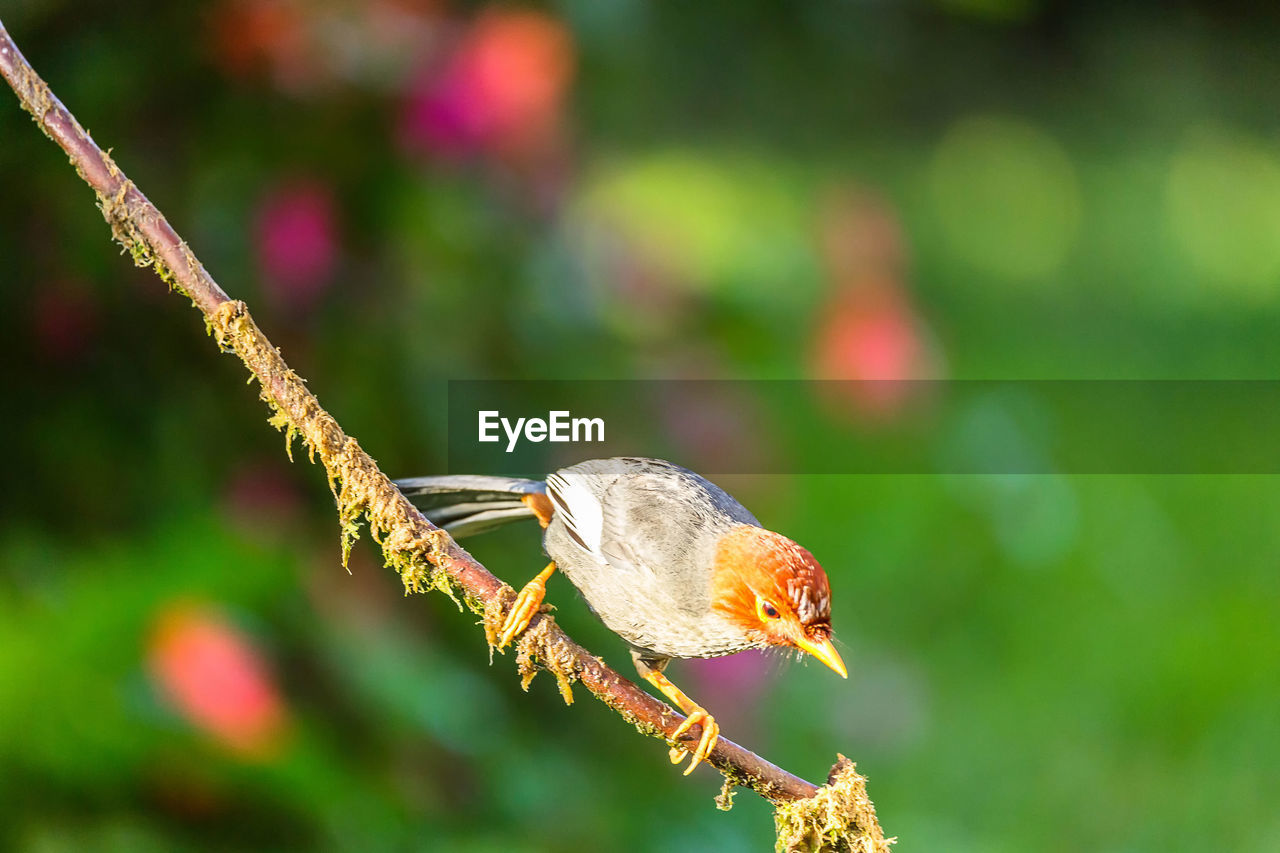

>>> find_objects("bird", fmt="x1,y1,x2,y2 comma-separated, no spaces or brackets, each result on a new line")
395,457,846,774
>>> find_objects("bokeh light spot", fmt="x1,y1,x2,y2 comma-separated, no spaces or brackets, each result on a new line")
929,115,1080,281
574,153,806,294
1166,125,1280,299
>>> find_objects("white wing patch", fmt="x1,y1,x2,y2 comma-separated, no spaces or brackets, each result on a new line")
546,472,604,555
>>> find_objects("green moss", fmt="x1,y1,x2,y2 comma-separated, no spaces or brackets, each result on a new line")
715,777,738,811
773,757,893,852
267,411,300,462
514,616,578,705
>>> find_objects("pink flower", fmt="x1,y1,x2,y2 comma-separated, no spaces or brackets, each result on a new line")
812,281,927,414
400,9,574,160
401,62,490,158
810,188,940,420
147,603,288,757
253,179,338,315
687,650,771,698
686,651,773,744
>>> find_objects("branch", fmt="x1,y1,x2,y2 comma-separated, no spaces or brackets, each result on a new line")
0,21,890,851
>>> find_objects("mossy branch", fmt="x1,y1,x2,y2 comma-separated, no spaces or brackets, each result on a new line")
0,20,891,851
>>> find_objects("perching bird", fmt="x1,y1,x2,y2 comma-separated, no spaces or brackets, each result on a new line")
395,457,846,773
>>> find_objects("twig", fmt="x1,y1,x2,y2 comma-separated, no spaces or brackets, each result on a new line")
0,20,890,850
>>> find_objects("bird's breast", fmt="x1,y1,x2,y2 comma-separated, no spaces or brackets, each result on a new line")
543,519,757,659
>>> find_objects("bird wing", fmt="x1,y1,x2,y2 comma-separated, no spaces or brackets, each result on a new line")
548,458,760,618
545,469,606,554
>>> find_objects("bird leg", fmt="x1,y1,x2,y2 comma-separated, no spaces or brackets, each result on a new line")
633,655,720,775
521,492,555,528
498,561,556,649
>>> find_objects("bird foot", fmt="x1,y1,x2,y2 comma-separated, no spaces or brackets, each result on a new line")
668,706,719,776
498,562,556,649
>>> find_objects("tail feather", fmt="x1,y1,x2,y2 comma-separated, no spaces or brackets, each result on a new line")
394,474,545,538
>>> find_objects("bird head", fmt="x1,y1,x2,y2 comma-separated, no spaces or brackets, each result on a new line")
709,525,847,678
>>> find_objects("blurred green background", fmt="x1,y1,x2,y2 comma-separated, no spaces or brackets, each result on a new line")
3,1,1280,850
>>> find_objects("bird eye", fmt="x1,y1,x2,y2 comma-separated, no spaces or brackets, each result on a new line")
757,599,781,621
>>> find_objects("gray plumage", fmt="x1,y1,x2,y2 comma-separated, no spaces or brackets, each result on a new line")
395,457,764,661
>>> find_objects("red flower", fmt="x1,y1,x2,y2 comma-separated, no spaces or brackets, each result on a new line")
147,603,288,757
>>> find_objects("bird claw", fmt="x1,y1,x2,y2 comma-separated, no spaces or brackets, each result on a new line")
497,568,552,649
669,707,719,775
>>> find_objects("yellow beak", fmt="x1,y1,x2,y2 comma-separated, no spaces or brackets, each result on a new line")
793,632,848,679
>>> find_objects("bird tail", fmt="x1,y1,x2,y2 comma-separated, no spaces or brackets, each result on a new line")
393,474,547,538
